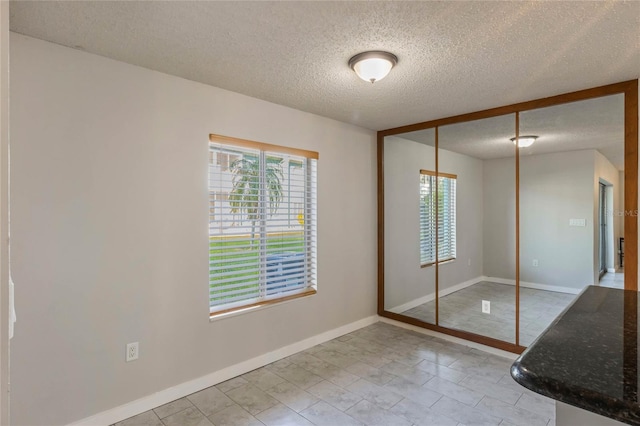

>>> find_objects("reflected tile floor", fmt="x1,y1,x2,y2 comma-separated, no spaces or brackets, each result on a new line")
114,322,555,426
402,282,577,346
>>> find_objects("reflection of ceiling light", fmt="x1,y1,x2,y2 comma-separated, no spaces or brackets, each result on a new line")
349,51,398,83
510,135,538,148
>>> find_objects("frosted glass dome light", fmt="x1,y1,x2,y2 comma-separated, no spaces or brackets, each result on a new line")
510,135,538,148
349,51,398,83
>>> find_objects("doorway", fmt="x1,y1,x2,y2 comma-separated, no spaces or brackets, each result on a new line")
599,182,607,279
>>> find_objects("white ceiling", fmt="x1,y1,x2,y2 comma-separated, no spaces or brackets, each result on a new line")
8,1,640,131
395,94,625,169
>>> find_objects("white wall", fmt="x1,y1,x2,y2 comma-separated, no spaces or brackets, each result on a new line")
384,136,483,311
9,33,377,426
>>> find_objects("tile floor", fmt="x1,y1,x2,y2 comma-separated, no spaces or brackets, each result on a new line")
599,269,624,289
114,322,555,426
402,281,577,346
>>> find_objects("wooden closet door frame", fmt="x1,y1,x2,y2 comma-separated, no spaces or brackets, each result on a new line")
378,80,638,354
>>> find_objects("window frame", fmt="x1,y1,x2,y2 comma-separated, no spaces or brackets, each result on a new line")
208,134,318,319
419,169,457,268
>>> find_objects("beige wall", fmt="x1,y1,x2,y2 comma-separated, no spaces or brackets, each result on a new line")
483,151,602,290
520,150,596,289
9,33,377,425
383,136,436,310
482,157,517,281
0,3,9,425
438,148,484,290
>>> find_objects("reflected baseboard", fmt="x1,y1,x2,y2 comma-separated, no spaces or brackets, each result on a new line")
485,276,582,295
388,275,483,314
388,276,582,314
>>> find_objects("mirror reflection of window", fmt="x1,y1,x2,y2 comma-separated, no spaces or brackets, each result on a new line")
419,171,457,267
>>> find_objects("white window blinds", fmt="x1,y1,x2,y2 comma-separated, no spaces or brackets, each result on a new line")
208,135,318,315
419,171,456,265
419,173,436,265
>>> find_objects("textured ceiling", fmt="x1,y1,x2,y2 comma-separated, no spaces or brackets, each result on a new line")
395,94,625,169
8,1,640,131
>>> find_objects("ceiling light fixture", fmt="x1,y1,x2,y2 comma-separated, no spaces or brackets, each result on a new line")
349,51,398,83
510,135,538,148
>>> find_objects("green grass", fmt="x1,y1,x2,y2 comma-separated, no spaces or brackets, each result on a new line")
209,233,305,304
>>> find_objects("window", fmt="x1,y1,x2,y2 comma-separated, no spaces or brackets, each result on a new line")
208,134,318,316
420,170,456,266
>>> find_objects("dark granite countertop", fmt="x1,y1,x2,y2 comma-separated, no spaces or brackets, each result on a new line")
511,285,640,425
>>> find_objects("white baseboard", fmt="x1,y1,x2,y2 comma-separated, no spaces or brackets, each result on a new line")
66,315,379,426
388,292,435,314
607,268,616,273
484,276,582,295
388,276,483,314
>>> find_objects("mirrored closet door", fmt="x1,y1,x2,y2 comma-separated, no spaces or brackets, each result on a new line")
517,94,626,347
438,114,516,343
379,80,638,353
383,129,436,325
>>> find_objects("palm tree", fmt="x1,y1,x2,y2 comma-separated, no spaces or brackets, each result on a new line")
229,155,284,245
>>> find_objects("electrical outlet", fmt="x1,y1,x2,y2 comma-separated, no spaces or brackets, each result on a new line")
482,300,490,314
126,342,139,362
533,259,539,267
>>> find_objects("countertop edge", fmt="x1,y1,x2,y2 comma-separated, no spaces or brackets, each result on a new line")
510,360,640,425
